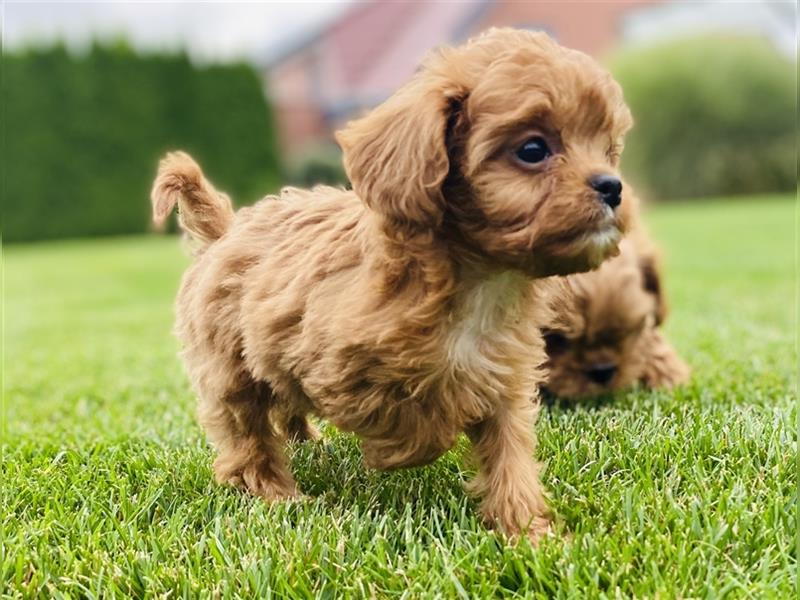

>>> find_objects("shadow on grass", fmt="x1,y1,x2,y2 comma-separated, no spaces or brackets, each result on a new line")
540,388,620,412
288,430,474,516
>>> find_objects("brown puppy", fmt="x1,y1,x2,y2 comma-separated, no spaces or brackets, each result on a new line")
152,29,633,542
542,221,690,399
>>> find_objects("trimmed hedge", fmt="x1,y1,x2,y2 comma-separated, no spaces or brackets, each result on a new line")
3,43,282,242
612,36,795,200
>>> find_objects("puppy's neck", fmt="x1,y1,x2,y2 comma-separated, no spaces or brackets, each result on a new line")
368,208,535,302
454,267,530,314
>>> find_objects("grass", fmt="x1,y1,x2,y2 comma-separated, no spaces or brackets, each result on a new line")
2,195,796,598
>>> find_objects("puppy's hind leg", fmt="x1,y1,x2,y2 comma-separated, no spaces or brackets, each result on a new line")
466,397,552,543
199,381,300,501
284,415,322,443
273,382,322,443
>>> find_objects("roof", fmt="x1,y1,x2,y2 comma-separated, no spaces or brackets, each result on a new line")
267,0,492,111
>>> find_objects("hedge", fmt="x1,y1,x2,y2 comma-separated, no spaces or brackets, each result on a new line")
3,42,282,242
611,35,795,200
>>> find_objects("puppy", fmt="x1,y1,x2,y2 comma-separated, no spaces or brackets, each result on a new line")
542,220,690,399
151,29,633,542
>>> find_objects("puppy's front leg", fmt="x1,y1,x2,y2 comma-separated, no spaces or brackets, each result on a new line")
466,399,551,543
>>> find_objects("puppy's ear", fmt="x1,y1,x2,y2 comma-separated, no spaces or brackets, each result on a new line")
336,69,466,228
639,253,667,325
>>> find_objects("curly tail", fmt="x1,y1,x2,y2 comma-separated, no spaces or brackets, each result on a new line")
151,151,234,249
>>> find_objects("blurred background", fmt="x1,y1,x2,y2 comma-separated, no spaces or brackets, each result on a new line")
2,0,796,243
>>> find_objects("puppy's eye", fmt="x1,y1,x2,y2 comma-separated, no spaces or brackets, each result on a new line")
543,331,569,355
515,137,551,164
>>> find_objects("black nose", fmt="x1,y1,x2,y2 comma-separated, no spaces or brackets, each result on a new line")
586,363,617,385
589,174,622,209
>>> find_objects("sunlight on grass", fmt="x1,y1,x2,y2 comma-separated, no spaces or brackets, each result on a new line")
2,196,795,597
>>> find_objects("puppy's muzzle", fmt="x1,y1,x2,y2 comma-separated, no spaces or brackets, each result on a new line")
585,362,617,385
589,174,622,209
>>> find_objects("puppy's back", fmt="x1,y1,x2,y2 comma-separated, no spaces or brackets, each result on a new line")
173,185,369,396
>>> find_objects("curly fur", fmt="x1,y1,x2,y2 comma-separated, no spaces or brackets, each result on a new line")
152,28,634,542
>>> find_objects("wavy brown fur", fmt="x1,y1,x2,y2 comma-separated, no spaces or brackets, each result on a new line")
152,29,634,542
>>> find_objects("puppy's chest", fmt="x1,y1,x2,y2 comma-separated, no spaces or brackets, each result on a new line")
440,273,537,401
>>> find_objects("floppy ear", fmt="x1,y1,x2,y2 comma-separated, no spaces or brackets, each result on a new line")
335,71,466,228
639,253,667,325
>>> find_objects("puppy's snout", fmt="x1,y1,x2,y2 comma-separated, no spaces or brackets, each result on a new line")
589,174,622,209
585,362,617,385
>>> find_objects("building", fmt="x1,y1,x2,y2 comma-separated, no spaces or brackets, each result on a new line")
263,0,791,156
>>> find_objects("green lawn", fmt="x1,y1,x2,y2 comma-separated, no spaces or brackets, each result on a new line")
2,196,796,598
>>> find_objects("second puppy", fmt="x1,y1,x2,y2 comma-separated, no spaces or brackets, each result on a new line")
542,220,690,399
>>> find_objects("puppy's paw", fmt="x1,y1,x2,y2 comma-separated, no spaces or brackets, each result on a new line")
524,516,556,545
214,456,300,502
643,345,691,389
659,360,690,388
498,515,555,546
241,466,300,503
480,495,553,546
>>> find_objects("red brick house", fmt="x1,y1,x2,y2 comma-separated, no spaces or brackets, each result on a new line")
264,0,661,156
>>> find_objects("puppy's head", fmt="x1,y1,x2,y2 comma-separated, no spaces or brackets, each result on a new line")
336,28,633,276
542,240,666,398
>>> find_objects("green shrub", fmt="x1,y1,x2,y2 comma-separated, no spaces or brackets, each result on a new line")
2,42,282,242
611,36,796,200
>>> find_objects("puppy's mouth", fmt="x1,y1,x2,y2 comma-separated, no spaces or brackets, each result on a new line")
557,221,621,266
580,223,622,264
528,221,621,277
